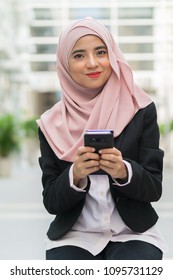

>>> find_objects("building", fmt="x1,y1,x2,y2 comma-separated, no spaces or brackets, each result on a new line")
1,0,173,162
0,0,30,116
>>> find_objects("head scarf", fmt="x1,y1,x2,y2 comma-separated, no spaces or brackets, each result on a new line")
37,17,152,162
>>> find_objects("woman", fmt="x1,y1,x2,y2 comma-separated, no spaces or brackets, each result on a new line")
37,18,167,260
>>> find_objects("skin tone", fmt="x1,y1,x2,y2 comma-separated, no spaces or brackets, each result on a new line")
68,35,127,186
69,34,112,89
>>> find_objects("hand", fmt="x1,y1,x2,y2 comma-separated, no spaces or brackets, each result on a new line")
99,147,127,179
73,146,100,185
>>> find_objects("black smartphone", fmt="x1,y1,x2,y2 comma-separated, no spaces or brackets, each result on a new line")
84,130,114,153
84,129,114,152
84,130,114,175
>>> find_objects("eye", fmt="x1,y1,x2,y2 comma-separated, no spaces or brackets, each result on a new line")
97,50,107,56
73,53,84,59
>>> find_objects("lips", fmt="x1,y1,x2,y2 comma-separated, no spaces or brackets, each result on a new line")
86,72,101,78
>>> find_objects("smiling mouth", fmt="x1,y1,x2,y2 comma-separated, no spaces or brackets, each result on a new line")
86,72,101,78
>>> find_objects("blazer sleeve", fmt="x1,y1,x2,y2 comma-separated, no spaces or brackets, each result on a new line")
112,102,164,202
38,128,90,215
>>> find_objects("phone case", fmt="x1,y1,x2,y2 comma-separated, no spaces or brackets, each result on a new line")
84,130,114,153
84,130,114,175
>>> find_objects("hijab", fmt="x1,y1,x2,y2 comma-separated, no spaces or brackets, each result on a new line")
37,17,152,162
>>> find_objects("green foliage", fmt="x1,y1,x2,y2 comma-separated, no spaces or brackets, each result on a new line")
21,117,38,138
159,119,173,135
170,120,173,131
0,113,20,157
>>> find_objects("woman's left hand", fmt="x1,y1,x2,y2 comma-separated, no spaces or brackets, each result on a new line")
99,147,127,179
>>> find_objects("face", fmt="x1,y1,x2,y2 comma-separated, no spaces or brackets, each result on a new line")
68,35,112,89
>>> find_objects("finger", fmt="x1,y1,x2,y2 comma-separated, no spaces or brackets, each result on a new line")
99,147,121,156
84,159,100,168
86,166,100,176
84,152,100,161
100,153,117,162
76,161,100,178
77,146,95,155
99,159,115,169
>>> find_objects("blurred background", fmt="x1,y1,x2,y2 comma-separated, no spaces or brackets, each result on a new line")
0,0,173,259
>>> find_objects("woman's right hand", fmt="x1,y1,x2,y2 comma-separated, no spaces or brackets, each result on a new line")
73,146,100,186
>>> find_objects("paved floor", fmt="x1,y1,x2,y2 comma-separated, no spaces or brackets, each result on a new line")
0,161,172,260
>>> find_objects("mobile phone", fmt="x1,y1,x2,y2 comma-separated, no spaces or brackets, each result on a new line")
84,129,114,153
84,130,114,175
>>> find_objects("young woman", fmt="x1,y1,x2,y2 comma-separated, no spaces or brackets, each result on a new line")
37,18,167,260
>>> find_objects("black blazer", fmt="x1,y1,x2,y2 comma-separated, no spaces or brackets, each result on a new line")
38,102,164,240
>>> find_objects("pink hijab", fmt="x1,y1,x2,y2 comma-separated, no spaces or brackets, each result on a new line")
37,18,152,162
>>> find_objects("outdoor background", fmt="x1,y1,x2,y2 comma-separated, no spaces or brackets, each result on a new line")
0,0,173,259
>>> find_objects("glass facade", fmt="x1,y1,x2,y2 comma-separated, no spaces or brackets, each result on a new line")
26,2,160,77
69,8,110,19
118,25,153,36
34,44,57,54
119,43,153,53
31,61,56,72
33,8,58,20
30,26,56,37
118,7,153,19
129,60,153,71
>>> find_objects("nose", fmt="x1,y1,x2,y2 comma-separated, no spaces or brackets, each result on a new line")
86,54,98,68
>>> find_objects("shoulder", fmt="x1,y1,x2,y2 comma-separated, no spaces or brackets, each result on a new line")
144,101,157,115
134,102,157,123
139,101,156,114
124,102,159,138
142,102,158,126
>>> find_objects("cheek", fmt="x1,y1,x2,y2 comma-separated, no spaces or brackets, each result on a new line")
69,62,84,76
69,64,84,84
100,58,111,70
69,65,75,76
104,62,112,77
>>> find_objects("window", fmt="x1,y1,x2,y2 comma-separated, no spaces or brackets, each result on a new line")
31,62,56,71
69,8,110,20
128,60,153,71
34,44,57,54
118,25,153,36
118,8,153,19
30,26,56,37
33,9,61,20
119,43,153,53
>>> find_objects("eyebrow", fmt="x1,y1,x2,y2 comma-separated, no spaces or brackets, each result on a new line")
71,45,107,55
